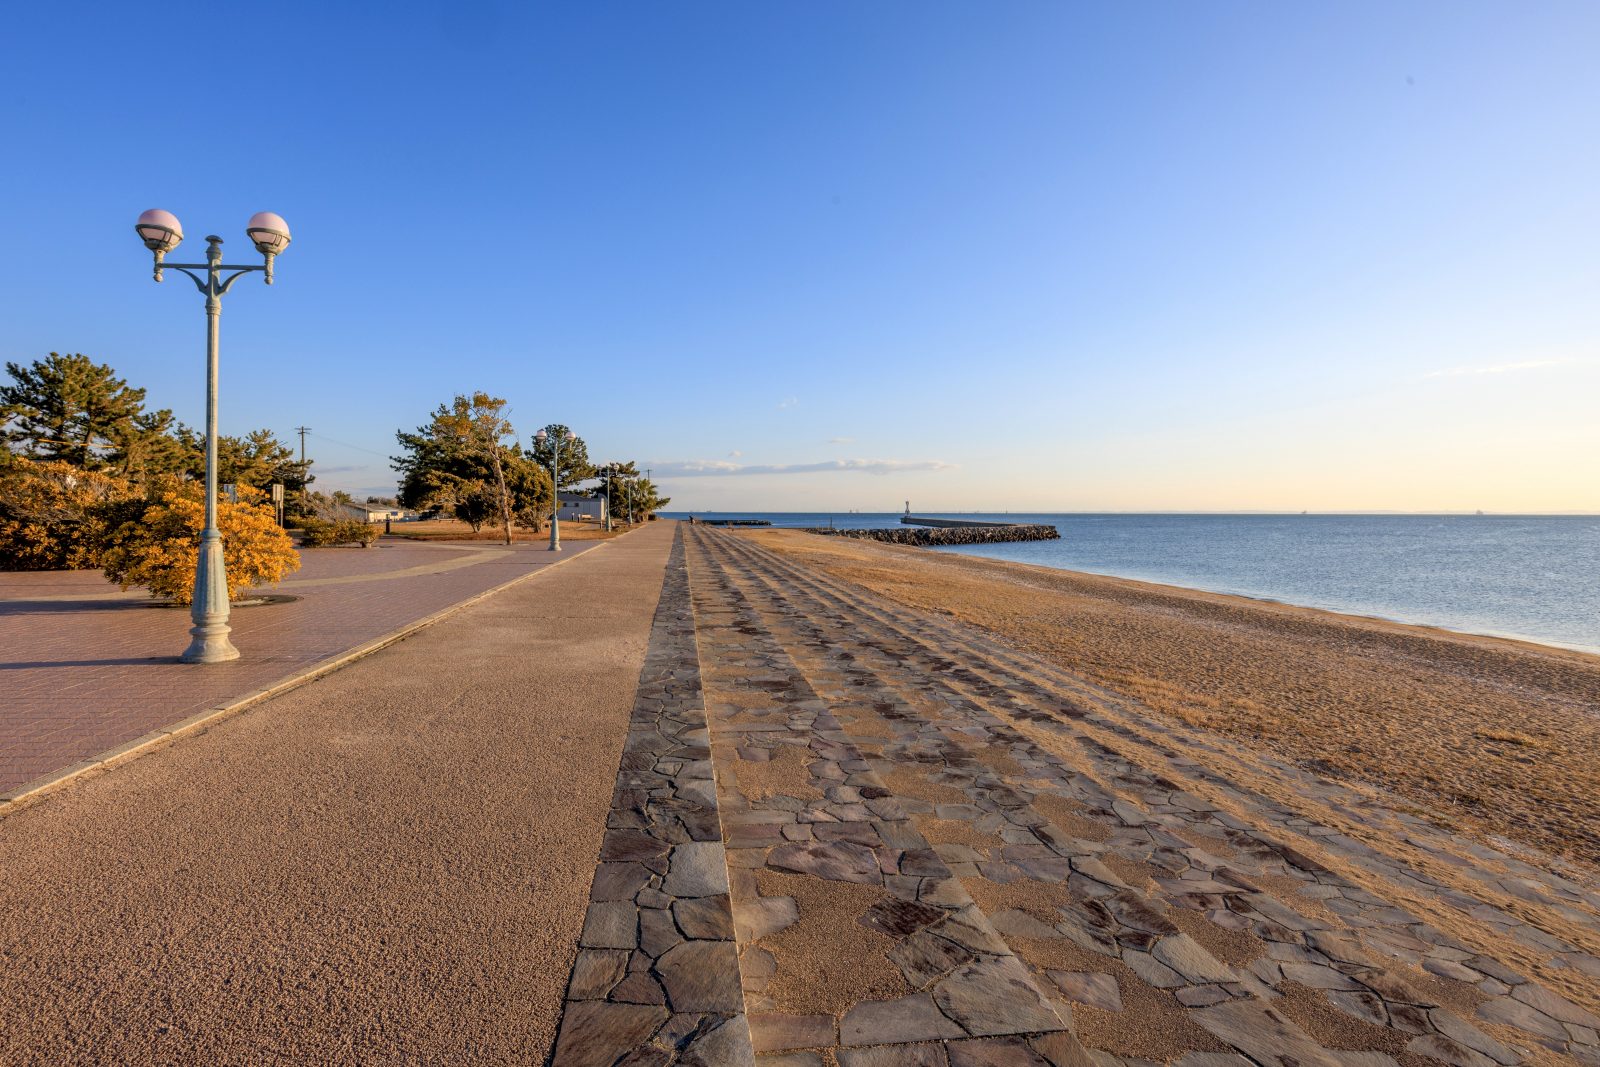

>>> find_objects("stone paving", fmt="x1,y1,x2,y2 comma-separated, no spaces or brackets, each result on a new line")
0,538,599,796
556,525,1600,1067
552,534,752,1066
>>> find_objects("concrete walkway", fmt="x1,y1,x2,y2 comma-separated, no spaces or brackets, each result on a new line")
0,523,674,1065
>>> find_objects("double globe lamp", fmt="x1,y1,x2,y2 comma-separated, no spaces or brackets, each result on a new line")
134,209,292,663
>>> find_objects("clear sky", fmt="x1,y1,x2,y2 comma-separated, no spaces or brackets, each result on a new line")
3,2,1597,512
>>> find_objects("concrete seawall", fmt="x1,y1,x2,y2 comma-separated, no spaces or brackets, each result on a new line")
806,523,1060,546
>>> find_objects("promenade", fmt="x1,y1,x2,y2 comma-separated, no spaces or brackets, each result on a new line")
3,522,1598,1065
0,537,600,797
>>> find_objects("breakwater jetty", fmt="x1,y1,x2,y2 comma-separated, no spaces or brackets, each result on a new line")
808,518,1060,546
900,515,1014,528
689,518,772,527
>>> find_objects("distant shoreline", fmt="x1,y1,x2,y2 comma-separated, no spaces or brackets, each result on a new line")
668,513,1600,653
934,555,1600,658
664,510,1600,518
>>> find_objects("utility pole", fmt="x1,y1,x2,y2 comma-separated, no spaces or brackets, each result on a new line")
644,468,651,523
295,426,310,465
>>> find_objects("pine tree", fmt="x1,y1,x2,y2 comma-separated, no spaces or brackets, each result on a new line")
1,353,149,469
393,394,550,542
174,426,314,495
526,424,596,491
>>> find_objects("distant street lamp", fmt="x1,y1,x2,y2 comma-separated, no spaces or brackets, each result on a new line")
135,209,292,664
603,465,614,532
535,427,575,551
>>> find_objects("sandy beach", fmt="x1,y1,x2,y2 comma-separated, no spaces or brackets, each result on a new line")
751,528,1600,878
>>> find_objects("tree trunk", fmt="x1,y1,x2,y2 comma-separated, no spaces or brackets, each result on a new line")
490,442,513,546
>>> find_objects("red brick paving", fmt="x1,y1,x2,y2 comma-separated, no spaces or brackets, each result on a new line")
0,537,601,794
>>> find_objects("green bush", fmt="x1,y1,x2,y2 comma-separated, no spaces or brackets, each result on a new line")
299,519,379,548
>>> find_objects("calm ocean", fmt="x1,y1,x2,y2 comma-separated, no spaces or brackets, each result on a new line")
663,513,1600,653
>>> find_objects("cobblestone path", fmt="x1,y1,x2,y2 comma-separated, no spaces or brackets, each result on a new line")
556,525,1600,1067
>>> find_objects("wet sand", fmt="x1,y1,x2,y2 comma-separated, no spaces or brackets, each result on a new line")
751,529,1600,877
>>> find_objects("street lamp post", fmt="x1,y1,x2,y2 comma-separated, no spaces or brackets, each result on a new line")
604,465,614,532
535,427,575,551
134,209,291,664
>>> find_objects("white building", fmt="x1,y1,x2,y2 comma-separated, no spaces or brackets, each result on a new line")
557,491,607,522
337,501,409,524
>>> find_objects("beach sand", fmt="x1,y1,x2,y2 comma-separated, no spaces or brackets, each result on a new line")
750,528,1600,876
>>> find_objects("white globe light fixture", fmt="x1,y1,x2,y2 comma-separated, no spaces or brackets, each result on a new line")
245,212,291,283
135,209,184,280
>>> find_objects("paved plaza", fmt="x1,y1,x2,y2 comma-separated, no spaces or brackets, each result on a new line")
0,537,599,796
2,522,1598,1065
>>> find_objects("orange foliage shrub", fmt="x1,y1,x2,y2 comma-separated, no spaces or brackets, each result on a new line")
100,480,300,604
0,460,133,570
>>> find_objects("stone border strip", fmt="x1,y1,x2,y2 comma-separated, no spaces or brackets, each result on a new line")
0,540,609,816
550,529,753,1067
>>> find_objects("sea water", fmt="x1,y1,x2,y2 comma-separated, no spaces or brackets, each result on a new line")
663,512,1600,653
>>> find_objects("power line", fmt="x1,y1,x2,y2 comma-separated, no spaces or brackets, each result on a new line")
305,430,393,459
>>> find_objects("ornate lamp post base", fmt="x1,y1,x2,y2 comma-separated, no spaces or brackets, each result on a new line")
181,535,238,662
182,624,240,663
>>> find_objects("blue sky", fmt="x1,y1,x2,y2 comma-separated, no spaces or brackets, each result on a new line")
3,2,1597,511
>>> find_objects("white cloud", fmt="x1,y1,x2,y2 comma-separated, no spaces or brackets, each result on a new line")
828,436,854,445
777,396,799,409
651,458,955,478
1424,359,1572,379
728,449,742,458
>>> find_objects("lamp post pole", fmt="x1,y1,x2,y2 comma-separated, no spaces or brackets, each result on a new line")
135,210,291,664
536,427,574,551
550,437,561,551
604,465,614,532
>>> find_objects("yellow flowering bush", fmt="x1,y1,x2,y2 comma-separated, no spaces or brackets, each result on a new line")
0,460,133,570
100,480,301,604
